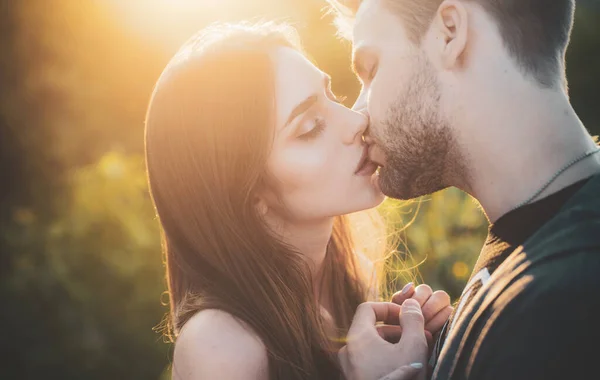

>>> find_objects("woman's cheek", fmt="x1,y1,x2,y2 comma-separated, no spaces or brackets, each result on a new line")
277,144,330,187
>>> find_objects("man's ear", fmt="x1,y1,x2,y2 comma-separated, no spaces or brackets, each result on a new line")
429,0,469,70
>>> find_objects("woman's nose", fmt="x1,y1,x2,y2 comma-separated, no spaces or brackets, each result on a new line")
363,128,375,145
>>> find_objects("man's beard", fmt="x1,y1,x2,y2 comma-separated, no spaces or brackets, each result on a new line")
374,56,464,200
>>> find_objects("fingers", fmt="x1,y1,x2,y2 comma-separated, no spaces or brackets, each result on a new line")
376,323,432,346
375,318,438,345
425,330,433,349
391,282,415,305
425,306,453,334
396,285,452,335
378,363,424,380
376,324,403,343
399,299,426,337
397,300,428,380
350,302,402,336
411,284,433,307
421,290,451,322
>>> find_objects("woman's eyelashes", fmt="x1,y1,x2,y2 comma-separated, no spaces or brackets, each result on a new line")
295,85,344,141
298,118,326,141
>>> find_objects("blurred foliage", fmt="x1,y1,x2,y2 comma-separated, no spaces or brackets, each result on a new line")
380,190,488,299
0,0,598,378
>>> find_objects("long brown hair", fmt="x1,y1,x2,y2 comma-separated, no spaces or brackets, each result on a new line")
145,22,387,379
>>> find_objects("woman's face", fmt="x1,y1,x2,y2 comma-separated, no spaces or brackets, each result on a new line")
263,47,384,222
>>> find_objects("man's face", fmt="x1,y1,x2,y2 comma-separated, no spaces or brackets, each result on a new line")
352,0,461,199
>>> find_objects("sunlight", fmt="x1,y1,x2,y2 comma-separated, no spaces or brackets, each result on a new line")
156,0,230,15
108,0,239,48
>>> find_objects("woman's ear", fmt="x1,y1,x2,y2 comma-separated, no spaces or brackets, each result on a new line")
254,197,269,217
429,0,469,70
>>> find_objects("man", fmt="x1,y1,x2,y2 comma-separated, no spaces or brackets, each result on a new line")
328,0,600,379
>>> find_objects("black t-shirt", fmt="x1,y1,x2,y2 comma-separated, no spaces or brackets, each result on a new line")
431,177,592,375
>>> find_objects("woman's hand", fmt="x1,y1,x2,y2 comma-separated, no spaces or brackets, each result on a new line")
391,283,453,342
339,300,428,380
378,363,424,380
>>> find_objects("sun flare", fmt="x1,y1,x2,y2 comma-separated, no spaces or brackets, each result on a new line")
108,0,238,47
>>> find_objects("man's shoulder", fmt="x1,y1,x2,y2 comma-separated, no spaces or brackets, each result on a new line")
482,246,600,324
467,238,600,335
500,243,600,298
522,186,600,263
456,245,600,377
462,258,600,380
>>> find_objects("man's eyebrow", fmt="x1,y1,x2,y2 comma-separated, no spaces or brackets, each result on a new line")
284,94,318,128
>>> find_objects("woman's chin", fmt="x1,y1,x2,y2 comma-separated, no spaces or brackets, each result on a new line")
368,172,385,203
365,173,386,206
371,171,382,195
351,185,386,213
371,191,386,208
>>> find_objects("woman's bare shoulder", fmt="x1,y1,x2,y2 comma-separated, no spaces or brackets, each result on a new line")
173,309,269,380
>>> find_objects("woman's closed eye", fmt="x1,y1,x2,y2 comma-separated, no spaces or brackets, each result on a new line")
295,79,341,141
297,118,326,141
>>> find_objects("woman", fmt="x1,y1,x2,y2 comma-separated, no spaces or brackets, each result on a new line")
145,22,451,379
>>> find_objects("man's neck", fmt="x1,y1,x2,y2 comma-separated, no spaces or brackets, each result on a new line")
456,85,600,223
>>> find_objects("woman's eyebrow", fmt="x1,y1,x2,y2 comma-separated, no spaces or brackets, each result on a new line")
283,94,318,129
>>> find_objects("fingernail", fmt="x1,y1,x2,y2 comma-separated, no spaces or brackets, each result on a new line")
402,282,414,294
410,363,424,369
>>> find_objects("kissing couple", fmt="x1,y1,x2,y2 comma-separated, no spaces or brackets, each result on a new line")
145,0,600,379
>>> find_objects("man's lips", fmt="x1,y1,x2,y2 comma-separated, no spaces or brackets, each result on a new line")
366,144,385,168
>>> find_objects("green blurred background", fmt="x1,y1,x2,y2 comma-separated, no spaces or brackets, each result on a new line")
1,0,598,378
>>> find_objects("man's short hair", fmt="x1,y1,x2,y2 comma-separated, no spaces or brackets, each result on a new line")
327,0,576,87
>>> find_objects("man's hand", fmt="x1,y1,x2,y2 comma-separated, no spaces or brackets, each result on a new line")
338,300,428,380
391,283,453,341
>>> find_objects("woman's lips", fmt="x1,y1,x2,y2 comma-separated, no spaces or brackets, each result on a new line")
355,146,379,176
356,160,379,176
